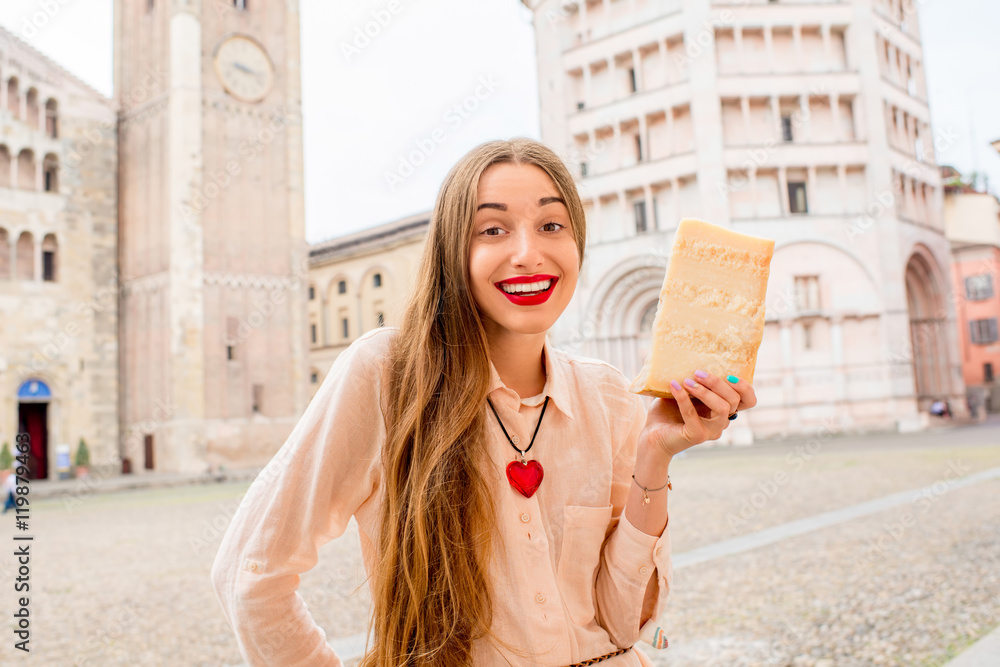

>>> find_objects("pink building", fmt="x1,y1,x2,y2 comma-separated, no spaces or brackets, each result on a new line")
944,167,1000,417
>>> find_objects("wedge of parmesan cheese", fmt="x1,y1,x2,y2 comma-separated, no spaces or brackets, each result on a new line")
630,218,774,399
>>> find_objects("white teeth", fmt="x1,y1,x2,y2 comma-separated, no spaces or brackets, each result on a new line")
500,279,553,294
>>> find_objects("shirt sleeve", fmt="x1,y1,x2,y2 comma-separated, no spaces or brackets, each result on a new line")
210,332,387,666
594,392,673,649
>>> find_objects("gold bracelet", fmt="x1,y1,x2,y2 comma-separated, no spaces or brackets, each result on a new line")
632,472,671,504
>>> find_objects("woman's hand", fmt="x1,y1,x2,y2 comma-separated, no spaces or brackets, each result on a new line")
639,371,758,460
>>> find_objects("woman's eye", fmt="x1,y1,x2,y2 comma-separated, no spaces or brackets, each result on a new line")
482,226,504,236
541,221,564,232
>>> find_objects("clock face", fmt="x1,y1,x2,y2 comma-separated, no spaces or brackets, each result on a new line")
214,35,274,103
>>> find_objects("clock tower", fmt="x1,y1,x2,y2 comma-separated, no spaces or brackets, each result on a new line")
114,0,308,473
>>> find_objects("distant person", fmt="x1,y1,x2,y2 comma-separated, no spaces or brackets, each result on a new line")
211,138,759,665
2,470,16,513
929,400,951,418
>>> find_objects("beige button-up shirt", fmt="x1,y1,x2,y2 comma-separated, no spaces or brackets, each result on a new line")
211,327,672,666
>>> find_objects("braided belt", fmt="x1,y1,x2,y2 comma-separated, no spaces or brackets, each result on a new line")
566,646,632,666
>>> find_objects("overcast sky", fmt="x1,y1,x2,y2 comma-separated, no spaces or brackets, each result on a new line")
1,0,997,243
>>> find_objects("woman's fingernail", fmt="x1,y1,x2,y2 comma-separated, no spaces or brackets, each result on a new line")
694,370,708,379
684,378,697,388
727,375,739,383
670,380,682,392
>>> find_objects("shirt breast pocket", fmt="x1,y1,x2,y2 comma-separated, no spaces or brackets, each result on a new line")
556,504,613,626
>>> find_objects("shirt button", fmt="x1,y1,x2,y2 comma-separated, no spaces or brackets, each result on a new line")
639,566,650,576
535,593,545,604
520,513,530,523
655,547,664,558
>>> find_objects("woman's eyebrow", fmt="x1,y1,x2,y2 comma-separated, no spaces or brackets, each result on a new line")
476,196,566,212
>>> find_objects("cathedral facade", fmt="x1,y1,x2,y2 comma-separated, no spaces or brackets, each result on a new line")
0,0,309,479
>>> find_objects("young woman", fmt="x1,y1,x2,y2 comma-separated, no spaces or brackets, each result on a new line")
211,138,757,666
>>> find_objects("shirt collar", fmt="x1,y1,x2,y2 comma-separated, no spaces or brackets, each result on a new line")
486,337,575,421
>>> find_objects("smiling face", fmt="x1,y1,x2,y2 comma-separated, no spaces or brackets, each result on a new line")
468,162,580,342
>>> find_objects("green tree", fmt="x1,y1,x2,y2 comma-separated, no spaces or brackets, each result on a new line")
0,442,12,470
75,438,90,468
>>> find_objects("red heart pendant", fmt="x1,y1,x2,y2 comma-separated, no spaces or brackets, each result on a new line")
506,460,544,498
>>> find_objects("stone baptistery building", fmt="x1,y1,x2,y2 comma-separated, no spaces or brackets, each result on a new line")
0,0,309,478
521,0,965,440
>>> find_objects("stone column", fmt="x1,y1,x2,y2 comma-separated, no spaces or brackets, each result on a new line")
637,114,647,161
666,105,675,155
734,26,743,74
821,24,833,70
34,233,42,281
631,48,643,92
778,166,788,215
831,316,846,401
831,92,841,141
617,190,627,237
741,96,751,144
807,166,818,213
606,57,615,103
771,96,781,139
642,183,653,232
764,25,774,72
780,319,795,406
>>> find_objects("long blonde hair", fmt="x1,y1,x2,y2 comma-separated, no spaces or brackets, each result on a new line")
360,138,587,666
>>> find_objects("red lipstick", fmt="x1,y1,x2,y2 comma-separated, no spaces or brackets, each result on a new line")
495,274,558,306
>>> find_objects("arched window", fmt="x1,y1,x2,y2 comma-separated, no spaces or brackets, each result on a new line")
42,234,57,282
6,78,19,118
0,146,9,187
17,149,36,190
0,228,9,280
26,88,39,131
43,154,58,193
45,99,58,138
16,231,34,280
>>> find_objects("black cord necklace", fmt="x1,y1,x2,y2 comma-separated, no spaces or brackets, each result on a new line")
487,396,549,498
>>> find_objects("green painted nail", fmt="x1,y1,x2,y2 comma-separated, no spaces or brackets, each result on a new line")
726,375,739,383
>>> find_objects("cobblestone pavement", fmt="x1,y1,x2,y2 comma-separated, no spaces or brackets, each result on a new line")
0,423,996,666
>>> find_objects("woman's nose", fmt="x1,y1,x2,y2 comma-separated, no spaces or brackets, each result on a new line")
510,227,543,267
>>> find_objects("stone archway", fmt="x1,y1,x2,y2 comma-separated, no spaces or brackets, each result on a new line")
587,261,665,381
904,249,950,408
16,378,51,479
